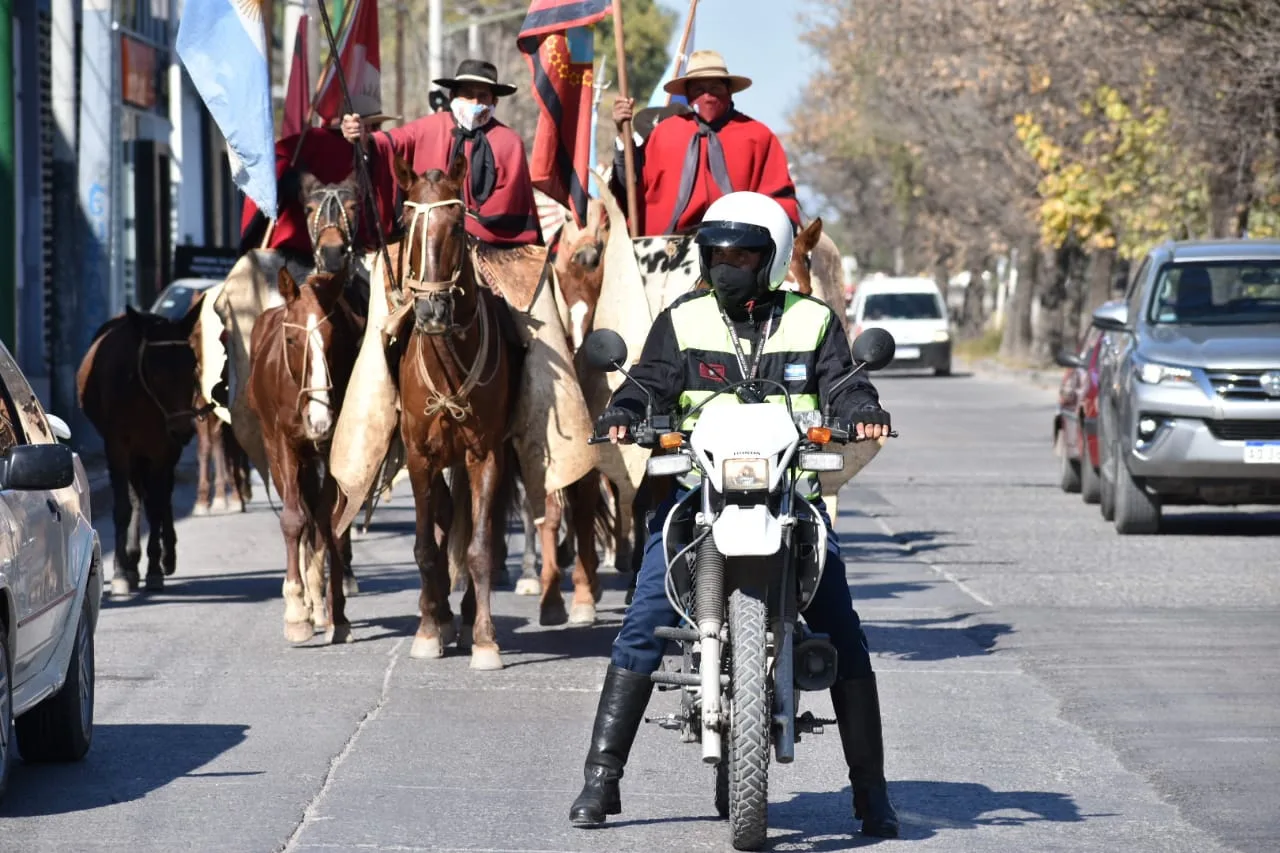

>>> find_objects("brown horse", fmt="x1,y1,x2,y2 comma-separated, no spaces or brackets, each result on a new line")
248,266,362,643
77,304,202,593
189,309,252,516
391,152,518,670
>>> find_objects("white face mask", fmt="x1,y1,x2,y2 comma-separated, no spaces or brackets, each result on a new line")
450,98,493,132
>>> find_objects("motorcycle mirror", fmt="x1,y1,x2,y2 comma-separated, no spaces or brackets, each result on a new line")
584,329,628,373
850,328,896,371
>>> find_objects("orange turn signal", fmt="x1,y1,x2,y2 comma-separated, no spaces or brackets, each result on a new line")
807,426,832,445
659,432,685,449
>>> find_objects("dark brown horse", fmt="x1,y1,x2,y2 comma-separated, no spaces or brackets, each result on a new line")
247,172,364,644
77,303,203,593
391,152,518,670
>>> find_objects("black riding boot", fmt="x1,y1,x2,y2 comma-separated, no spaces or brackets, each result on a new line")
831,674,900,838
569,665,654,827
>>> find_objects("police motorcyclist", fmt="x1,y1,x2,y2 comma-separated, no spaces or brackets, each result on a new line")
568,192,899,838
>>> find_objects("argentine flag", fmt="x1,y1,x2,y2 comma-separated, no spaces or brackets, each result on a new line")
177,0,277,218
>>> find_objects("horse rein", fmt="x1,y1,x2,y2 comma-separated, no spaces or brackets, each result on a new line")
137,340,209,428
279,282,345,419
307,187,359,271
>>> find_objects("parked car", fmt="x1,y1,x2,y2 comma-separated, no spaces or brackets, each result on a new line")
848,276,952,375
1093,240,1280,534
150,277,220,321
1053,313,1112,504
0,340,101,799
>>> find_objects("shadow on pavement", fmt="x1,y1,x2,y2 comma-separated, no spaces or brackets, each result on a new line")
1157,510,1280,537
0,723,252,817
863,613,1013,662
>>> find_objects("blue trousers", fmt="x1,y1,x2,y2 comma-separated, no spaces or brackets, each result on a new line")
611,490,874,681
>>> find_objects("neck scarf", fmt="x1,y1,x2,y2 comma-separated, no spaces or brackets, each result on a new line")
449,118,497,207
664,110,736,234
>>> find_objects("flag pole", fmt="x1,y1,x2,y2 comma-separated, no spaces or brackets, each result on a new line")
611,1,639,226
667,0,698,107
315,0,398,289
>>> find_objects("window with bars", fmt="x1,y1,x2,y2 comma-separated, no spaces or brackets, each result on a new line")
38,10,55,376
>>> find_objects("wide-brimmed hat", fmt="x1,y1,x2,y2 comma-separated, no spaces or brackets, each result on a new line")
663,50,752,96
433,59,518,97
348,92,400,125
634,102,692,141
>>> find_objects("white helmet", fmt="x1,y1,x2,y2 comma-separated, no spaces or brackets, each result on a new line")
695,192,795,292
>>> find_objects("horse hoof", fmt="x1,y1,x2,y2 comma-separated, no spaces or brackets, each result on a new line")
164,563,177,577
514,577,542,596
285,621,315,644
410,634,445,659
326,624,354,644
192,503,210,517
229,498,245,514
311,611,330,632
469,645,504,671
144,574,164,592
344,575,360,597
540,599,569,627
211,497,228,514
110,576,133,596
569,603,597,626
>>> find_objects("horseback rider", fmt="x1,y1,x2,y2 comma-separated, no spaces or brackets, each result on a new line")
569,191,900,838
610,50,801,237
341,59,543,248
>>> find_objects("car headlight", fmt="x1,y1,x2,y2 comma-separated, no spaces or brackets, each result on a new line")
1136,359,1194,385
933,329,951,342
722,457,769,491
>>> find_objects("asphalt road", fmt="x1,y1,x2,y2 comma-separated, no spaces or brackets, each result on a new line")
2,366,1276,852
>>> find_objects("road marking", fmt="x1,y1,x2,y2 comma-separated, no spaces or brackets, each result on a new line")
866,513,995,607
283,637,408,852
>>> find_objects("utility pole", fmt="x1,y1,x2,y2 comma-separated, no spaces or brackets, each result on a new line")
428,0,443,87
0,0,14,349
395,3,406,121
50,0,79,416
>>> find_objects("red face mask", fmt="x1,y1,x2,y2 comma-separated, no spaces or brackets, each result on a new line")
691,91,731,125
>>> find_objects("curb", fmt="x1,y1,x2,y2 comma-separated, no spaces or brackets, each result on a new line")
956,356,1061,390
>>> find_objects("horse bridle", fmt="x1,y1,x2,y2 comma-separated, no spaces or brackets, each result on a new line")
307,187,359,271
137,340,212,428
400,198,466,304
280,283,339,420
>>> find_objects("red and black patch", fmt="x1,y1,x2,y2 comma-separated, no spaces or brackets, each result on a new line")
699,362,729,383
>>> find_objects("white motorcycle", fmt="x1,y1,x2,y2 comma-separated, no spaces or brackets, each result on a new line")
584,326,897,851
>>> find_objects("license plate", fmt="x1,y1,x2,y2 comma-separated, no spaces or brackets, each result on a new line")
896,346,921,360
1244,442,1280,464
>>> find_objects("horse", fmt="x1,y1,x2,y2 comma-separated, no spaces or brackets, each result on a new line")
247,172,364,644
390,151,519,670
189,307,252,516
77,303,203,594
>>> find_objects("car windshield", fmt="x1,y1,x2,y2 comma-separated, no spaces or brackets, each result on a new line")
1148,262,1280,326
150,285,201,321
863,292,943,320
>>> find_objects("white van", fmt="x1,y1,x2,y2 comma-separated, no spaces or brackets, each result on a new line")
848,276,952,376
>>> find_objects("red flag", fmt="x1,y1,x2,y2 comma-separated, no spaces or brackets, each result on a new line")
313,0,382,123
518,1,612,227
281,15,310,138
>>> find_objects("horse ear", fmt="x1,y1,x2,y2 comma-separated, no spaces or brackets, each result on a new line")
298,170,320,205
393,155,418,192
795,218,823,255
178,296,203,340
447,151,468,186
278,267,300,303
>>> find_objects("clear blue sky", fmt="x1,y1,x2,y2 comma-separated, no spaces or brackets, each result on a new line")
654,0,822,136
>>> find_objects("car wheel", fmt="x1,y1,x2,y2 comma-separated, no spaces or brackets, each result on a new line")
1080,428,1101,505
1057,432,1082,493
1113,459,1161,535
0,621,13,801
1099,434,1117,522
934,364,952,377
15,602,94,763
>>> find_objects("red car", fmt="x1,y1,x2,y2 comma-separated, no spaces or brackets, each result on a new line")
1054,324,1107,504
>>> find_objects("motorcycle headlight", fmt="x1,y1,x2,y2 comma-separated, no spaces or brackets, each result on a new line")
723,457,769,492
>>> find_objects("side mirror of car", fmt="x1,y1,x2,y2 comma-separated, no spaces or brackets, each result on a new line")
583,329,628,373
1054,347,1084,369
851,328,896,372
1091,300,1130,332
0,444,76,491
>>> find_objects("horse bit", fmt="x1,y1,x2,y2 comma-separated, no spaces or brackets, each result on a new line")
401,197,499,421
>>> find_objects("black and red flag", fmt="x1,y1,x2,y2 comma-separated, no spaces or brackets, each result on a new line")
518,0,613,227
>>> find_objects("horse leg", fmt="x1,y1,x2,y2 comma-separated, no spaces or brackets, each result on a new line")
538,491,568,626
158,454,180,578
108,457,140,594
320,474,352,644
342,536,359,597
275,455,313,643
211,420,232,514
568,475,601,625
464,450,504,670
598,473,617,571
514,479,541,596
305,524,329,632
228,430,253,505
408,457,455,659
193,418,212,516
141,459,172,591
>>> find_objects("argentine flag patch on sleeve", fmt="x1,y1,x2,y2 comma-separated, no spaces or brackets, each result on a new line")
784,363,808,382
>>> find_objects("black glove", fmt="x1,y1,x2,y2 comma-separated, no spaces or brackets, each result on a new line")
839,407,891,435
595,405,638,438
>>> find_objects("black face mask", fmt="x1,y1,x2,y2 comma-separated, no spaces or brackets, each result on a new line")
710,264,766,319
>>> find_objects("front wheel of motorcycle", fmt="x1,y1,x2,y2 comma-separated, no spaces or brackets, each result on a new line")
727,588,770,851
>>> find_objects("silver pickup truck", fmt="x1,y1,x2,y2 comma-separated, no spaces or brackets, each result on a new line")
1093,240,1280,534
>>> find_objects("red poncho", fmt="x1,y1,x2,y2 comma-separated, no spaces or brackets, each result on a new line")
616,112,801,237
239,128,394,255
366,112,542,247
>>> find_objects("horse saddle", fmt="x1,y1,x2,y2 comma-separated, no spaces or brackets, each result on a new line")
470,241,549,314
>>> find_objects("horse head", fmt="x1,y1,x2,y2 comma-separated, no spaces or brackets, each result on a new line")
300,171,361,275
555,198,610,353
276,266,350,442
394,152,472,336
126,303,201,438
785,217,824,296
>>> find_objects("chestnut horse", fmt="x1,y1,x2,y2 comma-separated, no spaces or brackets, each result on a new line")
391,152,518,670
77,304,202,593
